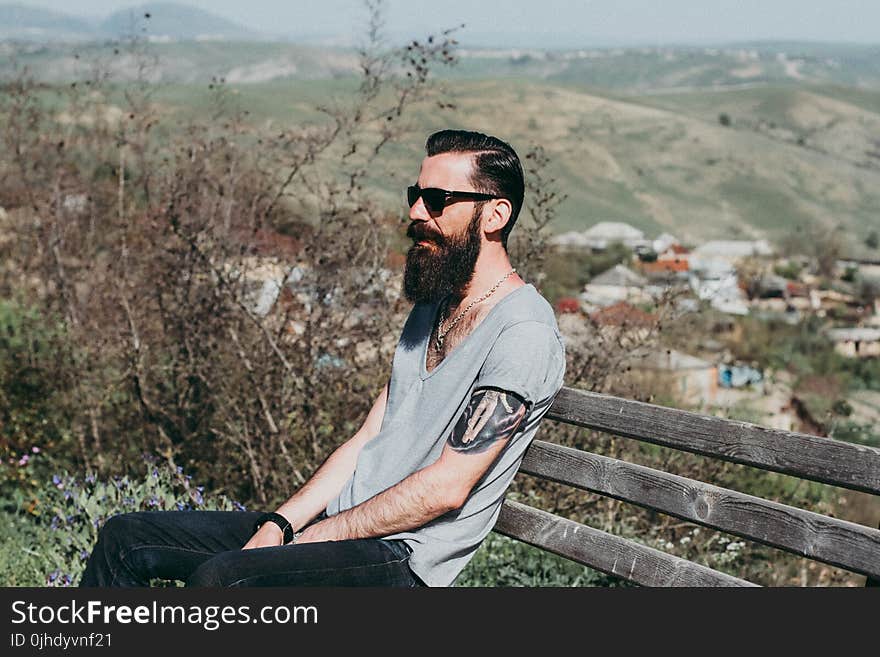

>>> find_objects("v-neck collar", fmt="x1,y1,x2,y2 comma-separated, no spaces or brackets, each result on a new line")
420,284,532,380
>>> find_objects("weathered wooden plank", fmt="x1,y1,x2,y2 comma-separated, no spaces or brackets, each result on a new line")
520,440,880,579
495,500,757,587
868,523,880,587
546,387,880,495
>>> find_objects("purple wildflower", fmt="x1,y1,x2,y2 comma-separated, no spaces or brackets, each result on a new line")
31,446,40,453
17,454,29,466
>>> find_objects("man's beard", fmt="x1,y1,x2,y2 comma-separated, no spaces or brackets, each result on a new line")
403,207,482,305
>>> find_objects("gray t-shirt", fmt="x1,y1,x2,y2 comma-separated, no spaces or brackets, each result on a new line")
326,283,566,586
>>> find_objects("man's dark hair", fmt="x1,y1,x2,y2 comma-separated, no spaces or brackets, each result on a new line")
425,129,524,249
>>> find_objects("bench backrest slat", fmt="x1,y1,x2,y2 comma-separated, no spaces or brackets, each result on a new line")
521,440,880,579
547,387,880,495
496,500,758,587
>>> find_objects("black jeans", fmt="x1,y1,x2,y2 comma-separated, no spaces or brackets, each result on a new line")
79,511,422,587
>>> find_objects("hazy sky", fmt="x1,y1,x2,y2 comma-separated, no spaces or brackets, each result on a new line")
12,0,880,46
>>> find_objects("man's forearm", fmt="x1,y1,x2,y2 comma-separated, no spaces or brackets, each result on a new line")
295,461,464,543
273,437,364,531
272,383,389,532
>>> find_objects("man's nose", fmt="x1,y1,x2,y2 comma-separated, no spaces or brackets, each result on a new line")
409,195,430,222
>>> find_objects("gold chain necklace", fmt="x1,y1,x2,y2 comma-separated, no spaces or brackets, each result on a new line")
435,268,516,352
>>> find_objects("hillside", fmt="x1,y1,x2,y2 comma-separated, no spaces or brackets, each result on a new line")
0,40,359,84
2,34,878,251
99,3,259,41
0,2,258,42
434,81,880,245
4,38,880,89
123,78,878,249
0,4,96,41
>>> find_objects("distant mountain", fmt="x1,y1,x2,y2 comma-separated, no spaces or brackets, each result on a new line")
6,38,880,90
99,3,260,41
0,2,261,42
449,42,880,91
0,4,97,41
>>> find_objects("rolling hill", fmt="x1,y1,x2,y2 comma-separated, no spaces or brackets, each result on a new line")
428,80,880,246
135,78,880,248
0,2,259,42
1,31,877,251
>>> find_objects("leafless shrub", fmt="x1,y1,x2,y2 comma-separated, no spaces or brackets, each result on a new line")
0,1,460,505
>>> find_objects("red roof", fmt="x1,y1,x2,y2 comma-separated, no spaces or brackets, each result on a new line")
786,281,809,297
555,297,581,314
638,258,689,273
590,301,657,328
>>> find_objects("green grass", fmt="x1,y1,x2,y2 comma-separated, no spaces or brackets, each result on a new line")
455,532,629,587
718,175,816,237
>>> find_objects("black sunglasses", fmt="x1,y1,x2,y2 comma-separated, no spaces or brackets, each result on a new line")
407,184,500,214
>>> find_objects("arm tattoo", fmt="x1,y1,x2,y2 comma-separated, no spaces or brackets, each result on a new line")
447,388,527,454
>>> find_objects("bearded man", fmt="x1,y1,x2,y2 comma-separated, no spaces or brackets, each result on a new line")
81,130,565,588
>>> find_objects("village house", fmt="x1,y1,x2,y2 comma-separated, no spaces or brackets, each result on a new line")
652,232,681,255
690,239,774,264
826,327,880,358
813,288,868,322
590,300,657,346
785,280,817,312
550,221,649,253
554,297,582,314
688,258,749,316
580,263,651,310
636,255,689,277
622,348,718,408
581,221,649,251
838,259,880,282
548,230,595,252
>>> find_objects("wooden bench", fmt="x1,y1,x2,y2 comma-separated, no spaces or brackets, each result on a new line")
495,386,880,586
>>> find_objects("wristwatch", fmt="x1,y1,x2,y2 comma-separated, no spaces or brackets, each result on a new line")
253,512,294,544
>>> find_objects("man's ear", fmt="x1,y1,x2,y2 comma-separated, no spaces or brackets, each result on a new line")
483,198,513,237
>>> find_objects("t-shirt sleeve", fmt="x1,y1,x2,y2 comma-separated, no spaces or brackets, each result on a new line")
475,321,566,410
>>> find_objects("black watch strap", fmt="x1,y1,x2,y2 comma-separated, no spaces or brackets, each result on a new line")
254,512,294,544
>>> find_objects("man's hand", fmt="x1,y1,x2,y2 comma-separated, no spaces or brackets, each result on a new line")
293,521,333,545
242,522,285,550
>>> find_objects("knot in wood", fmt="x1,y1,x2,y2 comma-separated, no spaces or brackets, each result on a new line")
695,496,711,520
